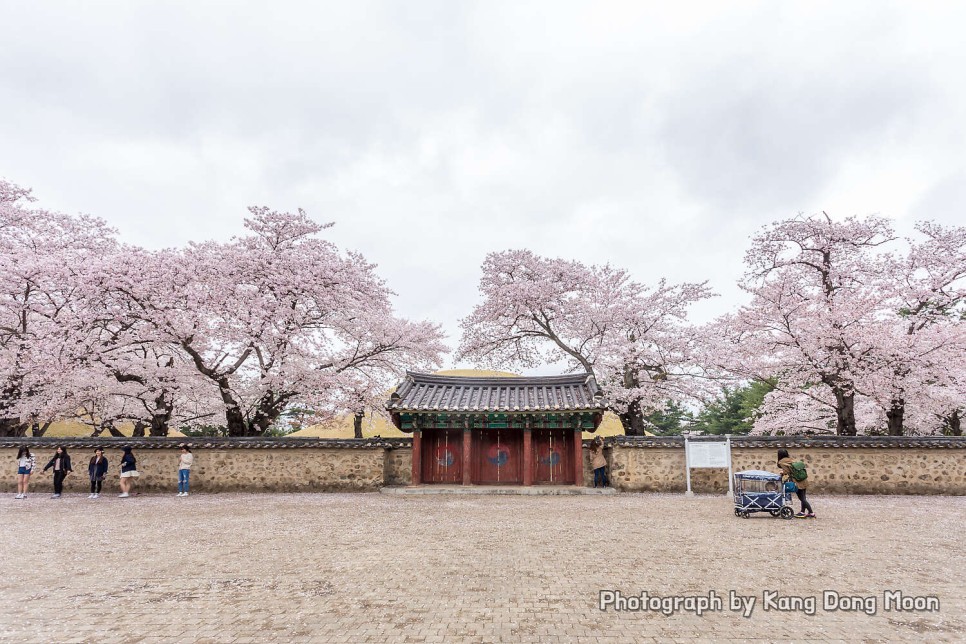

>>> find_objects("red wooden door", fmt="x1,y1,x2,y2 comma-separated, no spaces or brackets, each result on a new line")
532,428,574,484
472,428,523,484
421,428,463,484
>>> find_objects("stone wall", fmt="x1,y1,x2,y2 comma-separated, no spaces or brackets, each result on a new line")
1,439,387,494
384,446,412,486
3,436,964,495
606,437,966,495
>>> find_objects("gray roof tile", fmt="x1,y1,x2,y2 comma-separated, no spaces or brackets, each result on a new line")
387,371,606,413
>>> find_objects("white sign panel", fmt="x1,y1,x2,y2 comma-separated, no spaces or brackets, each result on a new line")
686,441,729,468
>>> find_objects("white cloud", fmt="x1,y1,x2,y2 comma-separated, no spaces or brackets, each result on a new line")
1,0,963,370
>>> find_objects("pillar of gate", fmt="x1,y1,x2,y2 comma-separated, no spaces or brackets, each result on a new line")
573,428,583,486
462,427,472,485
523,427,533,486
411,429,422,486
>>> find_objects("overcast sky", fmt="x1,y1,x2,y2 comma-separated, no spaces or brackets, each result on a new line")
2,1,964,370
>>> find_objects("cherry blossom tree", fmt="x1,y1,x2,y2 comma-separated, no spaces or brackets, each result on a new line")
861,222,966,434
100,208,446,436
717,213,965,436
718,213,896,435
0,179,117,436
2,180,446,437
458,250,713,435
68,250,229,437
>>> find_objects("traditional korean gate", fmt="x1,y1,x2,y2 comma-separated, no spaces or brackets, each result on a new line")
420,428,463,484
471,428,523,484
532,428,574,484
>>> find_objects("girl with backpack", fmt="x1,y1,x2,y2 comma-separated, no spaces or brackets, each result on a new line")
778,448,815,519
15,447,36,499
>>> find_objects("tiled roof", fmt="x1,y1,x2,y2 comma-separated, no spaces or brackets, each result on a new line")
386,371,606,413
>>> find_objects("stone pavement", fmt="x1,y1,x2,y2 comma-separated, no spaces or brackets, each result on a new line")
0,492,963,643
379,485,617,495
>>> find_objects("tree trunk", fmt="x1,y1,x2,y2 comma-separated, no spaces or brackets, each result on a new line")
833,389,857,436
886,398,905,436
944,409,962,436
247,391,293,436
132,421,146,437
0,417,27,437
616,365,649,436
353,411,364,439
30,421,52,437
225,405,249,436
217,378,251,436
617,399,649,436
148,420,168,437
93,420,126,438
149,391,173,436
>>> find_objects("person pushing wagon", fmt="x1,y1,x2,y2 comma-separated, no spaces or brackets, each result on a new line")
777,448,815,519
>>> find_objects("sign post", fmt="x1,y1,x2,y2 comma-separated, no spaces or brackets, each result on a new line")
684,437,693,497
684,437,733,497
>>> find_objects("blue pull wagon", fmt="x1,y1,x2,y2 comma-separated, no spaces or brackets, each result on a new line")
733,470,794,519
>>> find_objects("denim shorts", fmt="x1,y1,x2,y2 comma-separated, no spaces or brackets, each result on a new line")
17,467,32,475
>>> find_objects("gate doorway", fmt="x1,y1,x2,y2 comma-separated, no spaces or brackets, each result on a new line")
471,428,523,484
420,428,463,484
532,428,575,484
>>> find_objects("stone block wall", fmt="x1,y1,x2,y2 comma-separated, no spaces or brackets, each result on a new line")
3,436,964,495
384,446,412,486
606,437,966,495
1,439,387,494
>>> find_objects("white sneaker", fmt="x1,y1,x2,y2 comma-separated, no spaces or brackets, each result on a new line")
15,493,23,499
51,494,61,499
118,492,130,498
92,494,99,499
182,492,189,497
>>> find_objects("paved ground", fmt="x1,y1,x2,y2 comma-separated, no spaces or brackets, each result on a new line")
1,492,963,643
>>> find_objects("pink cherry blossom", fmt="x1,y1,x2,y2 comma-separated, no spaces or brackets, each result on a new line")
458,250,714,435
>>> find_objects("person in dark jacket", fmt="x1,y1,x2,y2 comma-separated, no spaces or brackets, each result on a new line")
42,446,73,498
778,448,815,519
118,447,139,497
88,448,109,498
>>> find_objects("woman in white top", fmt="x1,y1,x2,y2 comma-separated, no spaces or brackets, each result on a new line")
15,446,36,499
177,445,194,497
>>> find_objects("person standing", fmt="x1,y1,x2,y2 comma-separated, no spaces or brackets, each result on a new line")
88,448,109,498
42,446,73,498
118,447,139,498
177,445,193,497
778,448,815,518
15,447,36,499
589,436,609,488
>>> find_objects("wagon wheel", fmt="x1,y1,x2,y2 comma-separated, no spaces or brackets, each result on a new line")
780,506,794,519
734,509,741,517
769,510,780,517
741,511,750,519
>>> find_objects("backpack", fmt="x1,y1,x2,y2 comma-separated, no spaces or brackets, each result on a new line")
789,460,808,482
